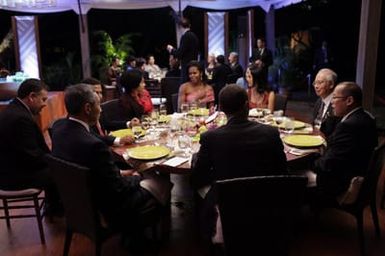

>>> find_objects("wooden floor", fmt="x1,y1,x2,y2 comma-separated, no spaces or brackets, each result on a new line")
2,98,385,256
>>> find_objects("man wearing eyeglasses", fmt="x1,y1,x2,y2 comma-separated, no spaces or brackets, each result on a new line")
313,82,377,205
312,68,341,137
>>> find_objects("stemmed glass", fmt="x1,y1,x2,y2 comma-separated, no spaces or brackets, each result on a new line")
178,133,192,157
132,125,142,141
283,117,295,134
180,103,189,115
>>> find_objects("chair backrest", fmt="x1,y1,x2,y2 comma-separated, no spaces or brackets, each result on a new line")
274,93,288,114
171,93,179,113
216,175,308,256
160,77,181,114
145,79,161,98
45,154,100,241
355,142,385,208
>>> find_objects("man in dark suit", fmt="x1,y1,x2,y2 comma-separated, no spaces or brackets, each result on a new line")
313,82,377,202
0,78,61,214
191,84,287,239
312,68,341,137
227,51,244,83
249,38,273,84
81,77,134,146
210,55,232,104
167,17,199,83
51,84,161,241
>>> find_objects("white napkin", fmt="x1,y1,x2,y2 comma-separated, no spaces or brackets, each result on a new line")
162,156,189,167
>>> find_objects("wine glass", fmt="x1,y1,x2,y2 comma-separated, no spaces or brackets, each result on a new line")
178,134,192,157
159,103,167,117
132,125,142,140
180,103,189,115
141,115,151,130
283,117,295,134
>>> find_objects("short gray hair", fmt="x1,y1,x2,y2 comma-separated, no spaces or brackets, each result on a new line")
64,84,96,115
319,68,337,85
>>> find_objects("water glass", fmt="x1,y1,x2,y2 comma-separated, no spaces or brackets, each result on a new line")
159,103,167,116
141,115,151,130
283,117,295,134
178,134,192,157
180,103,189,114
132,125,142,140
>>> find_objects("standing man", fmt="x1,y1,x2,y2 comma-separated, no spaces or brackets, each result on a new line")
313,82,377,203
227,51,244,83
249,38,273,84
191,84,287,240
167,17,199,83
0,78,61,215
312,68,340,137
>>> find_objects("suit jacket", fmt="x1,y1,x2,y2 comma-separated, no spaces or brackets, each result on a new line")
250,47,273,68
191,117,287,189
312,98,341,137
314,108,377,196
210,63,233,102
51,118,146,226
171,30,199,66
90,124,116,146
0,99,50,188
229,62,244,83
100,95,144,132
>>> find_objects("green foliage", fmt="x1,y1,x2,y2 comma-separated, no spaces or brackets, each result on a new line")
42,51,81,91
90,30,137,82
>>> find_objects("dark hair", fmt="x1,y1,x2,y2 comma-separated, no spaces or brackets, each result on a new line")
187,60,207,82
17,78,49,98
248,64,269,93
64,84,96,115
119,69,143,94
136,57,146,68
111,56,119,64
216,55,226,65
219,84,248,116
81,77,101,85
339,81,363,105
127,55,136,63
180,17,191,29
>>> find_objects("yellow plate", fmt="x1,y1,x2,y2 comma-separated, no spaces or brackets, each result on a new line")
128,145,170,160
276,120,306,130
188,108,209,116
283,135,324,148
110,128,145,138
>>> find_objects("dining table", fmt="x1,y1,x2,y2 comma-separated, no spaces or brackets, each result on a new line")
111,112,325,175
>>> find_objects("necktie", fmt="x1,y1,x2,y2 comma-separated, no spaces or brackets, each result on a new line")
316,102,325,122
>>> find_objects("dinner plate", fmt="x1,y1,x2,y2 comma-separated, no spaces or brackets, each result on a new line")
188,108,209,116
276,120,306,130
128,145,170,160
283,135,324,148
158,114,171,123
249,108,270,117
110,128,145,138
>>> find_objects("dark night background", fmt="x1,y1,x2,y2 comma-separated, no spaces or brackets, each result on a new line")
0,0,383,104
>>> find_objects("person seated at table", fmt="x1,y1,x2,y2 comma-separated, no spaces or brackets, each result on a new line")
312,68,341,137
0,78,62,216
178,61,214,110
123,55,136,71
210,54,232,104
100,69,144,132
144,54,161,79
246,63,275,112
81,77,134,146
191,84,287,242
311,82,377,206
135,57,149,80
106,56,121,86
137,73,153,114
165,54,181,77
51,84,165,250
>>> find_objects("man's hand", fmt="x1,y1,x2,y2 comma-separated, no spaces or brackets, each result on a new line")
129,117,140,128
120,169,141,177
167,45,174,52
120,135,135,145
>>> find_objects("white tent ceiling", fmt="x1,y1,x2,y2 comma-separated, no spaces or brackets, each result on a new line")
0,0,303,14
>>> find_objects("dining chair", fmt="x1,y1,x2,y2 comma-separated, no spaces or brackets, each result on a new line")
216,175,308,256
274,93,288,115
160,77,181,114
45,154,120,256
329,142,385,256
0,188,45,244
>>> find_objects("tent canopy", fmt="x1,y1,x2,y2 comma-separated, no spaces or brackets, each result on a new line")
0,0,302,14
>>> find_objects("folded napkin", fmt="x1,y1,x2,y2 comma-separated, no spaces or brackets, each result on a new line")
162,156,189,167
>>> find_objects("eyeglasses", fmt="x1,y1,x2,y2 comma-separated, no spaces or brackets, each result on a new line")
332,96,348,100
312,80,327,86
